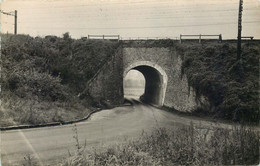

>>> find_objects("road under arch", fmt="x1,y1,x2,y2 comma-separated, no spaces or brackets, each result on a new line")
124,61,168,106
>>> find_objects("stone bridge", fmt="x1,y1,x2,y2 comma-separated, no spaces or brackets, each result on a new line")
88,40,205,112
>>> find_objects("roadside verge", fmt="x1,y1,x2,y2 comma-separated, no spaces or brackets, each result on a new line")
0,109,102,131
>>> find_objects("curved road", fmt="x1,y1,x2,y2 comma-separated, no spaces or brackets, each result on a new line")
0,100,242,166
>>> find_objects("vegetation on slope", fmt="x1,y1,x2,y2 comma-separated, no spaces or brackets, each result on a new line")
0,33,119,126
178,41,259,124
59,124,259,166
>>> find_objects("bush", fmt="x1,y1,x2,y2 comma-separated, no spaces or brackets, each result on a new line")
1,33,119,126
179,42,259,123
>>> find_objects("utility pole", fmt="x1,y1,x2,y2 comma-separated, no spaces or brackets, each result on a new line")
237,0,243,60
14,10,17,35
0,10,17,34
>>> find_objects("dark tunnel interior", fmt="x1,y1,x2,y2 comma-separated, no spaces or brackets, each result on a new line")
124,65,164,106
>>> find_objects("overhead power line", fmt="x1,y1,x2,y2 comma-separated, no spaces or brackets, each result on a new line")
1,21,14,25
18,6,258,16
19,7,258,21
22,14,249,24
17,0,255,10
20,21,260,30
17,7,258,22
0,10,15,16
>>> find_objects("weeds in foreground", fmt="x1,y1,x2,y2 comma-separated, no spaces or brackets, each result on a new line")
22,154,37,166
64,123,259,166
65,124,88,166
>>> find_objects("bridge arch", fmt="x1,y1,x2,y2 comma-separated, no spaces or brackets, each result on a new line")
124,61,168,106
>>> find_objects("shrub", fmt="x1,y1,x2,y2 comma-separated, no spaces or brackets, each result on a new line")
179,42,260,123
0,33,119,126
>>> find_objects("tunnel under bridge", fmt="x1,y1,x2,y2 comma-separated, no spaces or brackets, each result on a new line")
87,41,203,112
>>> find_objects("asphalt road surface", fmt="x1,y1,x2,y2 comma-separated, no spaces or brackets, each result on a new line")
0,99,243,166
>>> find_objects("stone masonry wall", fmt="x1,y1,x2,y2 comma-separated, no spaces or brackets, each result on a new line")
88,47,124,107
123,46,199,112
87,41,205,112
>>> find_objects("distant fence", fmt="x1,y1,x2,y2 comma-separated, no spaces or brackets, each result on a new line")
241,36,254,40
87,35,179,41
120,37,179,40
180,34,222,43
88,35,120,41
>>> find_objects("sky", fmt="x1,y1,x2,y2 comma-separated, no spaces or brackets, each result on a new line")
0,0,259,39
125,69,145,83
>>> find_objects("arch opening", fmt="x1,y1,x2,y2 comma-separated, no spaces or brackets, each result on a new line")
124,61,168,106
124,70,145,100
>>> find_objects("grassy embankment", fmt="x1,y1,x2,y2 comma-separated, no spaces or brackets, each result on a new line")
176,41,259,124
0,33,119,127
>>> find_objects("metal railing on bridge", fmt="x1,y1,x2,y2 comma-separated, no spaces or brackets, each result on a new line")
241,36,254,40
88,35,120,41
86,34,254,43
180,34,222,43
86,35,180,41
119,37,179,40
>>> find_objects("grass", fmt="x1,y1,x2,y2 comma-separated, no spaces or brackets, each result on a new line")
62,123,259,166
